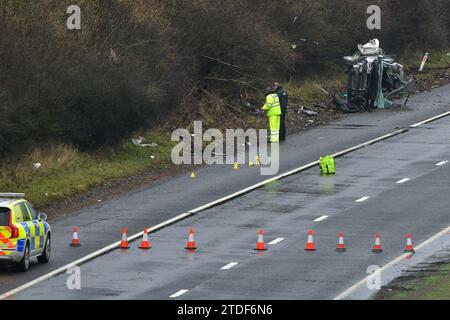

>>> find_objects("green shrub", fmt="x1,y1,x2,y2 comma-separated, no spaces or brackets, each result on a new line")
0,0,448,158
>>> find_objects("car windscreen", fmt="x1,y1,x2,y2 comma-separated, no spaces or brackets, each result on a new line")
0,207,9,226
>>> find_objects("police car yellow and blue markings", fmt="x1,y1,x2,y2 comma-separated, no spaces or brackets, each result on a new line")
18,222,31,253
32,220,41,250
1,199,50,257
25,220,46,250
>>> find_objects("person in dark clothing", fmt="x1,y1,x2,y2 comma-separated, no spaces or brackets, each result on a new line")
273,82,288,142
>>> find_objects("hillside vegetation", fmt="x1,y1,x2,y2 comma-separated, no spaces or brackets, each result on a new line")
1,0,449,156
0,1,450,207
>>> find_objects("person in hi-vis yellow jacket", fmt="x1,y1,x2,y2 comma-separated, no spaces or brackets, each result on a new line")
262,87,282,143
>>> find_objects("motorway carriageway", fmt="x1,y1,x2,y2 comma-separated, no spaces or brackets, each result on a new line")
1,84,450,299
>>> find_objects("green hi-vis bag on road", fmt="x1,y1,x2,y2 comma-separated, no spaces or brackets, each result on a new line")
320,155,335,175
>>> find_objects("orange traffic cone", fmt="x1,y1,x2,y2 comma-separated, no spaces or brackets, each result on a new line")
404,233,415,253
139,228,152,250
336,232,347,252
70,227,81,247
372,233,383,253
185,228,197,250
119,227,130,249
254,229,267,251
305,229,316,251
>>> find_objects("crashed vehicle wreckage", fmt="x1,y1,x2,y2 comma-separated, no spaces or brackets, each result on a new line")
334,39,417,113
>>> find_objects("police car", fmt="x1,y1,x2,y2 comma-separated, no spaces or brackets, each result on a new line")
0,193,51,272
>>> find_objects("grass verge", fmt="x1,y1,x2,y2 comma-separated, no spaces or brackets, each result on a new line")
0,131,177,208
376,259,450,300
1,50,449,210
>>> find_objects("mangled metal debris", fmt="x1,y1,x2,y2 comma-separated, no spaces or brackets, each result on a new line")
298,106,318,117
334,39,416,113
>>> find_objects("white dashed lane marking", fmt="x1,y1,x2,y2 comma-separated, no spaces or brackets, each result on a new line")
436,160,448,166
396,178,410,184
221,262,239,270
355,196,371,203
169,289,189,298
314,216,329,222
268,238,285,245
4,111,450,300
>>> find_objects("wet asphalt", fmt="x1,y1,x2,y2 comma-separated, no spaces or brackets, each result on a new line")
1,84,450,299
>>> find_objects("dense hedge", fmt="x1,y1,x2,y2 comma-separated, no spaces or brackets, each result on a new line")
0,0,449,156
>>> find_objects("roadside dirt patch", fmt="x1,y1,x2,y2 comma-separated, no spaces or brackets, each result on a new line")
376,250,450,300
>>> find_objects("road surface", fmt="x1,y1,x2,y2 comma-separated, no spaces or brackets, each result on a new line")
1,84,450,299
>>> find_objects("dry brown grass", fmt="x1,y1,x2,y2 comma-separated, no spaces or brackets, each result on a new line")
0,145,80,186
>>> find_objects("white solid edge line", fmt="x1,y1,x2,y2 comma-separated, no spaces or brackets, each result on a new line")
356,196,370,203
409,111,450,128
396,178,410,184
334,226,450,300
314,216,329,222
221,262,239,270
2,110,450,300
169,289,189,298
190,130,408,214
436,160,448,166
0,212,191,300
268,238,285,245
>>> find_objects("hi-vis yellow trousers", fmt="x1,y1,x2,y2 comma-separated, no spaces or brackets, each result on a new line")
269,115,281,143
